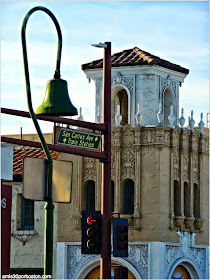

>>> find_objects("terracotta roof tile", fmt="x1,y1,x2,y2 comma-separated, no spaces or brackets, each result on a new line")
81,47,189,74
11,147,58,176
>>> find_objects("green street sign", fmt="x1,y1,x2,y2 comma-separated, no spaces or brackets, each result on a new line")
57,127,102,150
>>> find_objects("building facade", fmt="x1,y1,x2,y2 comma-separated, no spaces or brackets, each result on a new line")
3,47,209,279
56,47,209,279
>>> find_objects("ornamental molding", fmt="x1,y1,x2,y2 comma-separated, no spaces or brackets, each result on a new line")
111,72,135,95
173,148,179,168
121,148,135,180
67,244,148,279
161,75,176,95
111,152,115,180
67,245,98,279
165,232,206,279
126,244,148,279
62,240,207,279
83,157,96,181
173,168,180,181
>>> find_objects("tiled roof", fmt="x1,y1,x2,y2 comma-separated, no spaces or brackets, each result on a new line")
81,47,189,74
12,147,58,176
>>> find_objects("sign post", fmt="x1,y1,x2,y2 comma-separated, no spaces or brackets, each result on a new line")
100,41,112,279
1,185,12,276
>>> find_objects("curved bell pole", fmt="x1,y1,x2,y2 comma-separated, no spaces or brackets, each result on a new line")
21,6,78,118
21,6,69,277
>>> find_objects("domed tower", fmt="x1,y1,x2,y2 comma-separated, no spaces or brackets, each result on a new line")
81,47,189,127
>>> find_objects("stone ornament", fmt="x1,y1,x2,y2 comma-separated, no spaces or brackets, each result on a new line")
83,157,96,181
111,73,135,95
77,107,84,121
135,104,143,126
77,107,84,130
161,76,176,95
157,102,164,126
179,108,186,129
166,232,206,279
198,112,205,135
194,218,204,230
189,110,195,132
115,105,122,128
168,105,176,129
96,106,102,124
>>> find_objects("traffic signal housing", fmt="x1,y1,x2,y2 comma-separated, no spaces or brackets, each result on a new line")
114,266,128,279
113,218,128,257
81,210,101,254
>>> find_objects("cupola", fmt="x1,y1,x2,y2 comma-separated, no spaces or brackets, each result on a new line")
82,47,189,127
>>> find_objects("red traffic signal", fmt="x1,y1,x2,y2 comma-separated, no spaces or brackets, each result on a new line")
87,216,97,225
81,211,101,254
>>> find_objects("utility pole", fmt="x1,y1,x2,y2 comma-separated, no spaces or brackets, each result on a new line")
100,42,112,279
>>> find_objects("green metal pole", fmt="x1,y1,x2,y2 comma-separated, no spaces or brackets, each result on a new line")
21,6,63,277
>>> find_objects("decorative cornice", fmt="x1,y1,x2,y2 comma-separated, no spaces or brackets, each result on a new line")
111,72,135,95
161,75,177,94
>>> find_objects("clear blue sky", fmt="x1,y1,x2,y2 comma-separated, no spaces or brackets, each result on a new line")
1,0,209,135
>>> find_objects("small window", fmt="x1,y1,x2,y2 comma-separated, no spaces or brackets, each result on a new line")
174,180,181,216
124,179,134,214
86,180,95,211
20,196,34,230
194,184,200,218
184,182,190,217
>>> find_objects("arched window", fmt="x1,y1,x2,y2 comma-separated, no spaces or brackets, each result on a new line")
86,180,95,211
174,180,181,216
184,182,190,217
163,87,173,126
194,183,200,218
115,89,128,126
124,179,134,214
111,180,114,213
111,86,129,126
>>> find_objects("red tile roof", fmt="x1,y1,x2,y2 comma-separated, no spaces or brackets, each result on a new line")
12,147,58,176
81,47,189,74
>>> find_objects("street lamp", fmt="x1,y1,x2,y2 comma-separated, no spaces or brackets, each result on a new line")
21,6,78,277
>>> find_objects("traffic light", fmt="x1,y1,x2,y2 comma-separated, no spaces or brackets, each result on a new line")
114,266,128,279
113,218,128,257
81,210,101,254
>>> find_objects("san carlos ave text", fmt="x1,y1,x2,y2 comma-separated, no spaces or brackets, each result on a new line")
57,128,101,150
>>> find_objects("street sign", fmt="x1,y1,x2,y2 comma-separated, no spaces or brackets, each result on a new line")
1,147,13,180
56,127,102,151
23,157,73,203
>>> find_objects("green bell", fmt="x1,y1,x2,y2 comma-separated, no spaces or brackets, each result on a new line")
36,78,78,116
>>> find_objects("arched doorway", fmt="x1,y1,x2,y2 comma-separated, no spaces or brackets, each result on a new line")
85,264,135,279
75,256,141,279
168,260,200,279
111,85,130,127
171,265,191,279
163,87,173,126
